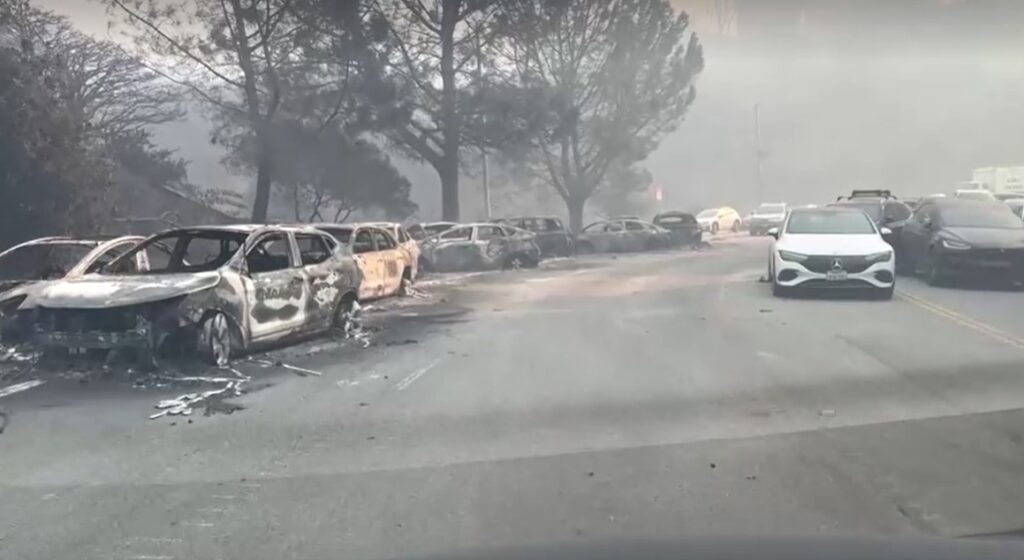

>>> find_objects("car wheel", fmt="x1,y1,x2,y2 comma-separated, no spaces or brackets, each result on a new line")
731,220,739,233
711,222,719,235
924,251,945,287
771,280,789,297
199,312,234,367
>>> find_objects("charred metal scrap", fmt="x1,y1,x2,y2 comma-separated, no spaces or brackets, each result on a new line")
15,225,361,367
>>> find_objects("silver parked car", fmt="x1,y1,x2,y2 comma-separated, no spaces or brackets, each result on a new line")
419,223,542,272
574,219,672,253
18,225,361,366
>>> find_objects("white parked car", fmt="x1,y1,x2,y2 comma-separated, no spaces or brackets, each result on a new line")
696,207,742,234
768,207,895,299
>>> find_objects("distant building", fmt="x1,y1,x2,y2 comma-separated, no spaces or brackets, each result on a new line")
108,169,242,236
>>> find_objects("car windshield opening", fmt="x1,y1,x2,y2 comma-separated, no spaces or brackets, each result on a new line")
107,231,248,274
941,205,1024,229
319,227,353,244
786,211,876,234
0,243,95,281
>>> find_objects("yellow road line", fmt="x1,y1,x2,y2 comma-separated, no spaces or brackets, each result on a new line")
897,289,1024,351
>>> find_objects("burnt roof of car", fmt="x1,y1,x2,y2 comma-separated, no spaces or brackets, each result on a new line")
654,211,695,217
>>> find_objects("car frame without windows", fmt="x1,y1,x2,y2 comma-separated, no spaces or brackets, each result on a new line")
17,225,361,366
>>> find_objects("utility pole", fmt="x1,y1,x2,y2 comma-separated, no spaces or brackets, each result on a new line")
754,103,765,204
474,31,491,219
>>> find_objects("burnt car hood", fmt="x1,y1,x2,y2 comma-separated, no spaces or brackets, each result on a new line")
943,227,1024,249
22,272,222,309
0,280,30,298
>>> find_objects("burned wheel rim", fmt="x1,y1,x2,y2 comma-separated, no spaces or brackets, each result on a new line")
201,313,232,367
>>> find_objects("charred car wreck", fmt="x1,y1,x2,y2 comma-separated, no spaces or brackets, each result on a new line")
418,223,543,272
0,235,145,342
16,225,360,366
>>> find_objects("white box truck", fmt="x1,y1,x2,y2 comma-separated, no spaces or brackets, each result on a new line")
969,166,1024,198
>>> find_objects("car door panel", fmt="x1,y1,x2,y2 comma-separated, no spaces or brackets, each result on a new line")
352,228,383,300
243,233,307,342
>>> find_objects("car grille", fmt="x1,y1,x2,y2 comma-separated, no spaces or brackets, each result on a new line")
802,255,873,274
800,279,875,289
38,307,139,333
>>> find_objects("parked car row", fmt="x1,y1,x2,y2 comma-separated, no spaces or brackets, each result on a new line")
765,189,1024,297
0,222,422,366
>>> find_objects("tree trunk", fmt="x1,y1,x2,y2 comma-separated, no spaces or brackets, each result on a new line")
567,195,586,233
439,0,460,221
439,153,460,221
251,154,272,222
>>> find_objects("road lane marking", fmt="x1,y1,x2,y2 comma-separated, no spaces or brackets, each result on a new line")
897,290,1024,351
395,359,441,391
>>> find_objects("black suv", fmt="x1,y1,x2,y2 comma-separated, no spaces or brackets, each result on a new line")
828,190,912,266
494,216,574,257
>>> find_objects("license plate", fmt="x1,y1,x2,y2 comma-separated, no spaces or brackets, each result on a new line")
826,271,848,281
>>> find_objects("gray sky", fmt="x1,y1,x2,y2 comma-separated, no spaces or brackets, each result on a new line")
37,0,1024,219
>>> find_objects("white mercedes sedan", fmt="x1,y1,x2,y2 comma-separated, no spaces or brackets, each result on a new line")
768,207,896,299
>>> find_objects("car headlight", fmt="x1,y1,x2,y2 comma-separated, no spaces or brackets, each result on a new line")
777,250,809,263
940,238,971,250
865,251,892,262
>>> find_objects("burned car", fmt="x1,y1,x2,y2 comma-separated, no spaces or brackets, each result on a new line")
314,223,415,299
574,219,672,253
652,212,703,247
419,223,542,272
0,236,145,342
494,216,574,257
407,221,457,241
17,225,360,366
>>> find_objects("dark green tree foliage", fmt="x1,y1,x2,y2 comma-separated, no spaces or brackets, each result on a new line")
228,118,416,222
0,1,115,247
369,0,507,221
495,0,704,231
104,0,304,222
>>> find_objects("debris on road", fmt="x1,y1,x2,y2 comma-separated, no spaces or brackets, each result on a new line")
149,370,249,420
819,408,836,417
0,379,45,399
341,301,373,348
280,363,322,377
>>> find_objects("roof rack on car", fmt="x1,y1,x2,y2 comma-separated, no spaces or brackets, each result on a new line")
837,189,895,201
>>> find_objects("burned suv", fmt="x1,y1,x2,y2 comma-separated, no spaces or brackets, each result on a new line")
18,225,360,366
494,216,574,257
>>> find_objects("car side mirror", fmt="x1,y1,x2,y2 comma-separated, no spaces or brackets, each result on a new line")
767,227,779,239
880,227,893,235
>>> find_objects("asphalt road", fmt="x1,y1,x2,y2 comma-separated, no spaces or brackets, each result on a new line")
5,234,1024,559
